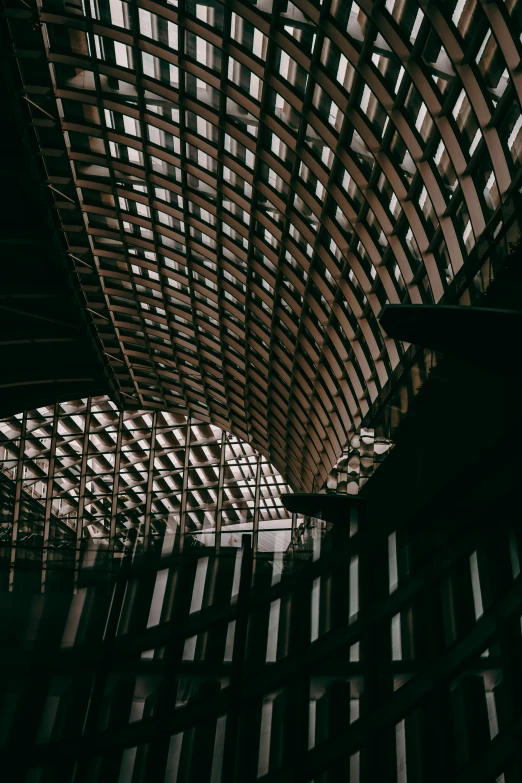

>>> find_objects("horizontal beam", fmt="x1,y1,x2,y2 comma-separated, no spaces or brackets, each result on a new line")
380,305,522,374
281,492,363,524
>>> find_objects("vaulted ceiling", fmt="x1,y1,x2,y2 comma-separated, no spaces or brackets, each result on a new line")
2,0,521,490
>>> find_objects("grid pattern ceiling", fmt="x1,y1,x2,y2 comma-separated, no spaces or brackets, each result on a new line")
6,0,522,490
0,396,290,590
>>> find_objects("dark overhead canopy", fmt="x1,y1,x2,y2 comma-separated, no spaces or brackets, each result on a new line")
380,305,522,374
281,492,363,525
0,54,112,416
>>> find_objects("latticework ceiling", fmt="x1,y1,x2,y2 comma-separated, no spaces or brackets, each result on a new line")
0,397,291,588
3,0,522,490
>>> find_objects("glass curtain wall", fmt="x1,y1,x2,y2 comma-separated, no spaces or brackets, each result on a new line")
0,396,290,592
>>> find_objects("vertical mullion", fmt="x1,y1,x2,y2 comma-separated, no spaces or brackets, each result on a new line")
252,454,262,555
109,410,124,552
9,410,27,591
143,410,157,549
214,430,227,553
179,417,191,551
221,534,253,782
74,397,92,592
41,402,59,593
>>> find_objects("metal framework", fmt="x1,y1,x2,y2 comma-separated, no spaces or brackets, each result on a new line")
0,396,290,590
3,0,522,490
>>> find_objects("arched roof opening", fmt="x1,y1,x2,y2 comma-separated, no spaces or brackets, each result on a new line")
0,397,291,588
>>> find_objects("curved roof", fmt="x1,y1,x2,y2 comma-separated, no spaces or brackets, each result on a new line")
4,0,522,489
